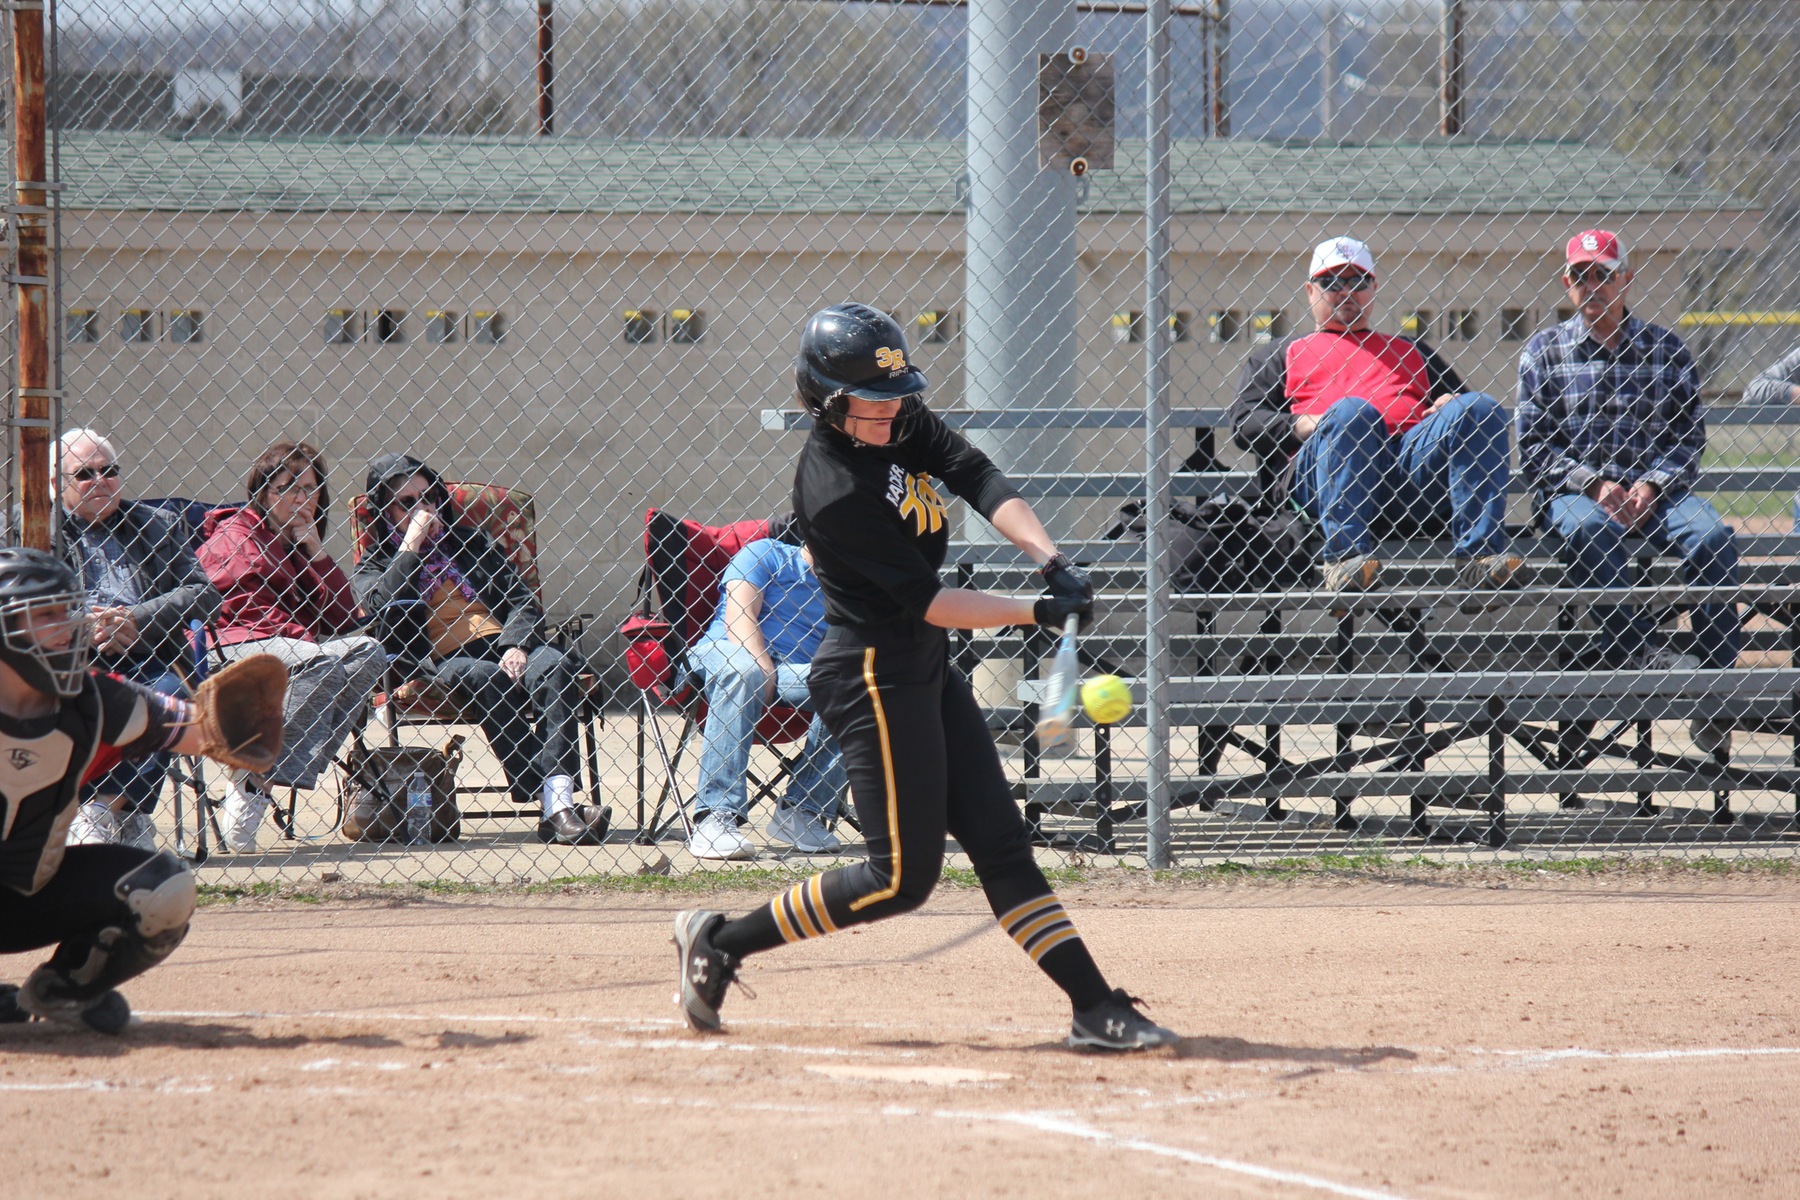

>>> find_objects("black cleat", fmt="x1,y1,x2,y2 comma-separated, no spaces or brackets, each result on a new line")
1069,989,1178,1052
538,804,611,845
0,983,27,1024
672,910,740,1033
18,967,133,1035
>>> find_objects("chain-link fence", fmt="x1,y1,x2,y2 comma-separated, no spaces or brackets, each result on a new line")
7,0,1800,882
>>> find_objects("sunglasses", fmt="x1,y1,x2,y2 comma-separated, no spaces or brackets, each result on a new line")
1565,265,1619,287
1313,273,1374,294
70,464,120,483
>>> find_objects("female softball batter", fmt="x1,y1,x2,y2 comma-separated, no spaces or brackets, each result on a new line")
674,303,1177,1051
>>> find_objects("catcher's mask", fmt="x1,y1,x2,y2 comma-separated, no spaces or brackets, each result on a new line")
0,547,91,697
795,303,928,447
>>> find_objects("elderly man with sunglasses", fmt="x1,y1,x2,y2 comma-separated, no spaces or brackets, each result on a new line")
1517,231,1741,750
55,428,221,849
1231,236,1517,594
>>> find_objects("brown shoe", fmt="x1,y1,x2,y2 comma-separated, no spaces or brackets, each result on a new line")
538,804,610,846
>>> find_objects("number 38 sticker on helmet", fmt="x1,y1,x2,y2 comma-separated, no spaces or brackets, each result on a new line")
794,303,929,444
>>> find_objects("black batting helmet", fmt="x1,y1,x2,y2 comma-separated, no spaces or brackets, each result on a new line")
0,546,90,697
795,304,928,442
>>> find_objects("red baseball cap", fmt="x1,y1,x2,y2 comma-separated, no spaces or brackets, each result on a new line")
1566,229,1625,270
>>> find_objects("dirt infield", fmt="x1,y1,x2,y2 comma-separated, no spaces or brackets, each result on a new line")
4,872,1795,1198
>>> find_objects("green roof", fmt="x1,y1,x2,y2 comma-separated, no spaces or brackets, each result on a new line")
59,132,1748,216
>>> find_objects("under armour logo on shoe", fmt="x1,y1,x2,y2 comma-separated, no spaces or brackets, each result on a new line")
1105,1018,1126,1038
689,955,709,984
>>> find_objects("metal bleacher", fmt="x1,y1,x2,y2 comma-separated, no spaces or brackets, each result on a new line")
762,404,1800,854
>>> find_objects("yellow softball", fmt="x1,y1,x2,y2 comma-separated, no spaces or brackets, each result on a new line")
1080,674,1133,725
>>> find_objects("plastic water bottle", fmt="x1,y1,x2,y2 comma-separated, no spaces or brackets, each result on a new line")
405,769,432,846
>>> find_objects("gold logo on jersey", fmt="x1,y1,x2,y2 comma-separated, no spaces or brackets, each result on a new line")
874,346,907,373
896,472,946,536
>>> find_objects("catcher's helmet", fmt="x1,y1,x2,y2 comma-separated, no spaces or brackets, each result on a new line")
795,303,928,442
0,546,90,697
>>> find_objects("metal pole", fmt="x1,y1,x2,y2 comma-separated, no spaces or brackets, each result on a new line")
1439,0,1463,137
964,0,1077,482
12,0,50,550
1319,1,1334,139
1143,0,1172,868
536,0,554,136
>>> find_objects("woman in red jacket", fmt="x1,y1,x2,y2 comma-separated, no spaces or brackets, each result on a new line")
197,441,386,852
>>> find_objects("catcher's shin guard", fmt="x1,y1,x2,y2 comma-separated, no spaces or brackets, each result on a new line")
44,851,197,1003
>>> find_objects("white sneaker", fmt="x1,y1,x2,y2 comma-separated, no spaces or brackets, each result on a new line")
219,780,271,853
687,810,756,861
767,806,843,854
118,811,158,851
65,800,121,846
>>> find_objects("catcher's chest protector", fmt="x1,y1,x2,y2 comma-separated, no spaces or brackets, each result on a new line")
0,681,104,895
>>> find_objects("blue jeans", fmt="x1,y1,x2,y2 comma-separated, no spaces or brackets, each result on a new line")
82,661,186,815
1291,392,1510,562
1547,491,1741,668
689,638,845,821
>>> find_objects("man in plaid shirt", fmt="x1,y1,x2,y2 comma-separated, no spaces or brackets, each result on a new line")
1516,230,1740,747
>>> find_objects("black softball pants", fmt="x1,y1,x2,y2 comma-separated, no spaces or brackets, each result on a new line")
711,620,1111,1009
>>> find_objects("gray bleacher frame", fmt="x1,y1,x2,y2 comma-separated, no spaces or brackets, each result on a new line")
764,403,1800,856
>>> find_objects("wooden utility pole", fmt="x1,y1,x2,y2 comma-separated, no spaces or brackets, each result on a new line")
12,1,51,549
1211,0,1230,138
1439,0,1464,136
536,0,554,136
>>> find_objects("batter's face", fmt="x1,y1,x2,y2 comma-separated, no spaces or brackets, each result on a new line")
841,395,905,447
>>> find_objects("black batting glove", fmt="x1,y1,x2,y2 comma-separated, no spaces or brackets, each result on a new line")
1034,555,1094,631
1039,553,1094,606
1034,594,1093,631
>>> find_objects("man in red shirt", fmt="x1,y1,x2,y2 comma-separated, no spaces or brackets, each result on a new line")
1230,237,1519,593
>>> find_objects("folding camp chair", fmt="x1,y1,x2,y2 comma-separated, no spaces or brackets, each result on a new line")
620,507,848,843
347,481,603,820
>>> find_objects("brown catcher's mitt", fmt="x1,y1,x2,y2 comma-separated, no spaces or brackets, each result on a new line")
192,653,288,773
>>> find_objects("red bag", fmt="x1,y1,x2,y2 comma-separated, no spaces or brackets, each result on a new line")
620,613,675,690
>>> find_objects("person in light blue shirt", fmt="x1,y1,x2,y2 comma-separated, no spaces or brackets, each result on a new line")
686,536,845,860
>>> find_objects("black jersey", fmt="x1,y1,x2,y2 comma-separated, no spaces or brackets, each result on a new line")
0,672,182,896
794,407,1020,626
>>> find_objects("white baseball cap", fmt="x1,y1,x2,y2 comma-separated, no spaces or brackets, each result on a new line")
1308,236,1376,281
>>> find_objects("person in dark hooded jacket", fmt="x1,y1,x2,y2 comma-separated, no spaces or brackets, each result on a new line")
353,453,607,846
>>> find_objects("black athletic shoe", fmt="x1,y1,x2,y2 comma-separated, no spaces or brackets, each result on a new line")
1069,989,1178,1052
672,910,740,1033
18,967,133,1035
0,983,27,1024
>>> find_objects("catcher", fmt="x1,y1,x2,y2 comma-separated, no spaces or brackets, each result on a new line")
0,548,286,1034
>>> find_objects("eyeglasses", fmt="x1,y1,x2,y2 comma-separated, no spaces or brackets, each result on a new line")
1313,273,1374,294
69,464,120,483
1565,265,1619,288
271,477,322,499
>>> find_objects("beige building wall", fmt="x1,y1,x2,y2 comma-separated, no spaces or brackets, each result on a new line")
57,207,1737,625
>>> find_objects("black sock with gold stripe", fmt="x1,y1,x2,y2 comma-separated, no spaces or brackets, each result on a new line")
711,904,784,959
997,894,1111,1010
712,874,839,959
